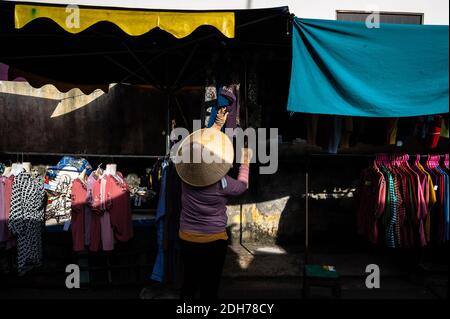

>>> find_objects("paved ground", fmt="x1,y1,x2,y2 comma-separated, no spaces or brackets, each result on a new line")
140,242,448,300
1,242,447,299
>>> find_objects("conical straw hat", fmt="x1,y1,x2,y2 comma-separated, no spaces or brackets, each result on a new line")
175,128,234,187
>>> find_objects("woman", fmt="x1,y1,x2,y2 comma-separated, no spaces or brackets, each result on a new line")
176,108,251,299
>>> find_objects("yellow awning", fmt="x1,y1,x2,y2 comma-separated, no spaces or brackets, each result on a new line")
15,4,235,38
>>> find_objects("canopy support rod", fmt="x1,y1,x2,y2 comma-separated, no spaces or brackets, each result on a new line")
173,42,199,89
103,55,151,84
122,43,164,91
173,96,189,129
120,51,166,84
128,13,286,86
173,68,204,93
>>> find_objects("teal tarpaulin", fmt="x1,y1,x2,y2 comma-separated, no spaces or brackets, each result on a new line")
287,18,449,117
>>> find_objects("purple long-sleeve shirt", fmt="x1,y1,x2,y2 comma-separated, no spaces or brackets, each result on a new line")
180,165,249,234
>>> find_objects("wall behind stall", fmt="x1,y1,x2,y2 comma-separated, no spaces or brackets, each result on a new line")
0,82,202,156
289,0,449,24
7,0,449,25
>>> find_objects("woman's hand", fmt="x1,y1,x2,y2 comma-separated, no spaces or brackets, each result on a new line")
240,148,253,166
212,107,228,130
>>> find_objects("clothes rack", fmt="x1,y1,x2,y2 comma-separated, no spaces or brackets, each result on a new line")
303,152,448,267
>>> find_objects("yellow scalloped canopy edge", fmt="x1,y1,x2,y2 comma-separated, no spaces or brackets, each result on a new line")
15,4,235,38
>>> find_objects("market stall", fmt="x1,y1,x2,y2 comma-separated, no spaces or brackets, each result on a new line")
286,16,449,297
0,2,291,287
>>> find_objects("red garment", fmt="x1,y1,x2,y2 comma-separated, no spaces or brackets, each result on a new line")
3,176,16,249
410,161,430,246
4,176,14,221
70,179,87,252
357,166,386,244
401,164,420,248
89,213,102,252
428,116,442,149
90,174,133,251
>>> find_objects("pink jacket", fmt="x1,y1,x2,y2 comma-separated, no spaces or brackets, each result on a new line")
0,176,16,248
70,179,87,252
90,174,133,251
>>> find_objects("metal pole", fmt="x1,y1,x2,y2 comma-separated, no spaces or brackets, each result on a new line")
244,54,249,128
239,204,243,245
305,157,309,265
166,93,171,155
165,54,171,156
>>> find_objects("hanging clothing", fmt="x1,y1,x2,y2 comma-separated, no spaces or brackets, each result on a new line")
440,117,449,139
90,173,133,252
44,157,92,225
0,175,16,249
99,176,114,251
46,156,93,179
0,176,8,243
435,165,449,241
358,155,449,248
328,116,343,154
221,84,241,129
44,172,73,222
356,167,386,244
386,118,399,145
306,114,319,146
8,172,45,273
207,85,232,129
246,62,261,128
151,160,169,282
427,116,442,149
70,178,87,252
164,163,182,285
85,172,97,246
203,77,218,128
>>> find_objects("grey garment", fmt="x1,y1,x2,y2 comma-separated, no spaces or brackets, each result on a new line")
203,78,217,127
8,172,45,273
247,69,261,128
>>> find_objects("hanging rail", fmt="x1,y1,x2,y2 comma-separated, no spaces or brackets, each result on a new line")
280,153,448,163
0,151,165,159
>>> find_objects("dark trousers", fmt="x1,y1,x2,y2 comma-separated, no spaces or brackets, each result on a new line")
180,239,228,300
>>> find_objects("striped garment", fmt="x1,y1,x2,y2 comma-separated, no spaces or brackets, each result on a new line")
8,172,45,274
381,167,397,248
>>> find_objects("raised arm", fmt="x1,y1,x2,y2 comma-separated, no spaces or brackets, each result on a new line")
222,148,252,196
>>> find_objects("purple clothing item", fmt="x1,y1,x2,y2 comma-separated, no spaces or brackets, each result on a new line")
221,85,240,129
180,174,247,235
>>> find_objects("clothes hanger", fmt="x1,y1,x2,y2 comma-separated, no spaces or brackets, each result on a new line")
95,163,104,178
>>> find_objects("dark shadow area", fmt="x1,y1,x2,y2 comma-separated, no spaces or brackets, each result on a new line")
0,224,156,298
